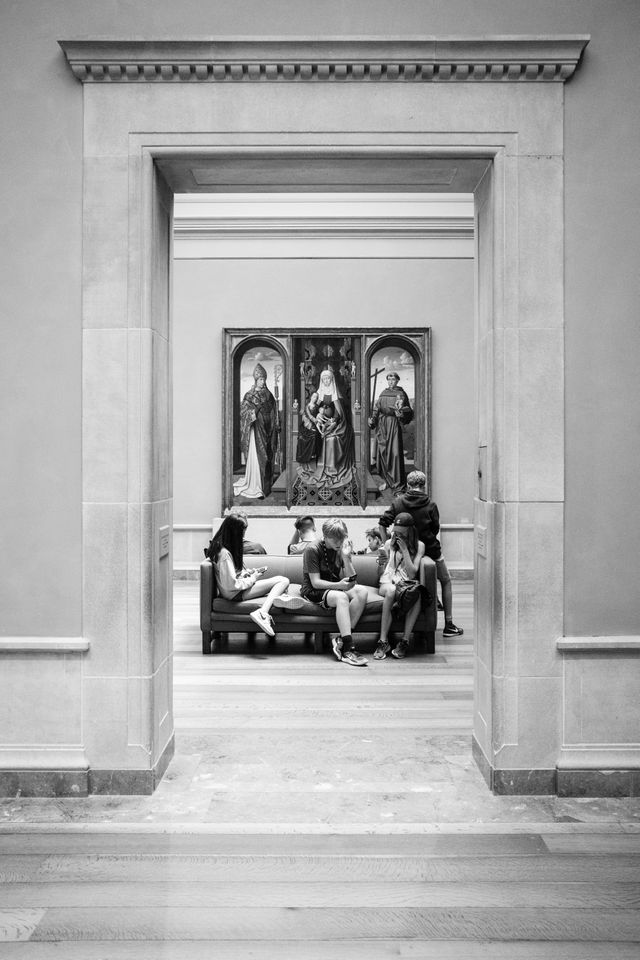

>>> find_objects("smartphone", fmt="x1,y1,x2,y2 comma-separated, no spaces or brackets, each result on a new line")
346,573,357,582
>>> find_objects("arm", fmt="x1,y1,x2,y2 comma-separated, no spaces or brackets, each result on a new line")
368,397,381,428
431,502,440,538
397,539,425,579
308,569,352,591
305,545,351,592
288,528,301,555
341,538,356,578
379,501,397,532
215,549,259,596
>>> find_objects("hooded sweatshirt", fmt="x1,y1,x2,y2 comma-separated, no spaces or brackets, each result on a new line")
380,490,441,557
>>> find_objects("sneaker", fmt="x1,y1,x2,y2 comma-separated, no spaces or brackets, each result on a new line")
437,598,444,611
373,640,391,660
392,640,409,659
341,648,368,667
249,608,276,637
443,621,464,637
331,635,344,662
272,593,306,610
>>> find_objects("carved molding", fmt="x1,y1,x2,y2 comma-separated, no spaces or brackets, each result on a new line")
59,36,589,83
174,215,474,241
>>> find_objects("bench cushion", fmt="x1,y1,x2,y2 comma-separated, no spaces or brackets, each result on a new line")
212,582,383,617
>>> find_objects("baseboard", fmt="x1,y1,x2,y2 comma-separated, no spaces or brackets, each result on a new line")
0,768,90,798
173,566,200,580
557,768,640,798
0,736,175,798
449,566,474,580
472,736,640,797
472,736,556,795
90,735,175,796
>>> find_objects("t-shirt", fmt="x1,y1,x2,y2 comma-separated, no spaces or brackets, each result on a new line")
288,534,317,555
301,540,344,596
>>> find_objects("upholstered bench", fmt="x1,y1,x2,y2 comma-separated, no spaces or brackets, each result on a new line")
200,553,437,655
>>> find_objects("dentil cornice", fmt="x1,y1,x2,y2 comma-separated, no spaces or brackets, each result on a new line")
59,36,589,83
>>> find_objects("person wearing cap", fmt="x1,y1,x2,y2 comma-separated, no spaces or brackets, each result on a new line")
368,371,414,492
374,512,426,660
379,470,464,638
234,363,279,500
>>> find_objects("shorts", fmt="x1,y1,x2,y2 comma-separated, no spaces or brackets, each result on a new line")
300,587,333,608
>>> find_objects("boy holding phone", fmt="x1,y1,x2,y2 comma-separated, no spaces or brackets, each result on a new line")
301,518,370,666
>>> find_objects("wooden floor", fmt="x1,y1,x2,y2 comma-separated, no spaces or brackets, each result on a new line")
1,581,639,956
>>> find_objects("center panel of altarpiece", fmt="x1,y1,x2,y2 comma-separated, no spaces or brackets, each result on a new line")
222,328,431,512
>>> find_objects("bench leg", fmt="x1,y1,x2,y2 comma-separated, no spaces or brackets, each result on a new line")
202,630,213,655
211,631,229,653
424,630,435,655
313,631,324,654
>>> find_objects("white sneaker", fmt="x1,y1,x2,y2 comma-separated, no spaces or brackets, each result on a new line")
272,593,306,610
249,608,276,637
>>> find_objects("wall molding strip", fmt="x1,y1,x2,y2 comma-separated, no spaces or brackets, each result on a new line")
59,36,589,84
0,637,90,653
557,636,640,652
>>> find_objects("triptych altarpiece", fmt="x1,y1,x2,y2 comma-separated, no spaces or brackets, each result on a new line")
223,328,431,510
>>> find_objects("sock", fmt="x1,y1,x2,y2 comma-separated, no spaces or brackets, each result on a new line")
341,634,353,651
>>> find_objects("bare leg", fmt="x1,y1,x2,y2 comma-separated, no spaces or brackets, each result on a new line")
325,590,352,638
403,597,422,642
347,584,369,630
242,575,289,615
436,559,453,622
377,583,396,644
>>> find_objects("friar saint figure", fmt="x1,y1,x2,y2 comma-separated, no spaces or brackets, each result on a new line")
233,362,279,499
368,371,414,492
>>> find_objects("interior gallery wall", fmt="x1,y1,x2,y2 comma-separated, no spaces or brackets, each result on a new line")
173,256,475,533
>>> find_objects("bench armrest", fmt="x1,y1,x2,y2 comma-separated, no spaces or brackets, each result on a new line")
419,555,437,600
200,559,215,632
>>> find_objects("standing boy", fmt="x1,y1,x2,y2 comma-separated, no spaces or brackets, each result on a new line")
379,470,464,638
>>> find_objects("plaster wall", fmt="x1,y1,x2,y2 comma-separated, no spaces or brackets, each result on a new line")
173,257,475,527
2,0,639,640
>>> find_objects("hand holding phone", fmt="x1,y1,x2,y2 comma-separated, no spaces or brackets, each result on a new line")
345,573,357,582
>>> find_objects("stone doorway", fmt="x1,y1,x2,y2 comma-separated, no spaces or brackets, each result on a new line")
61,37,585,795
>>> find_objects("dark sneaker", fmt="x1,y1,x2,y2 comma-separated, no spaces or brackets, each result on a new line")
443,621,464,637
341,648,368,667
250,608,275,637
373,640,391,660
331,635,344,662
391,640,409,659
437,598,444,611
272,593,306,610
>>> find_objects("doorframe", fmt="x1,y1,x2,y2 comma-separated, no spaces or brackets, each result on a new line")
59,36,587,795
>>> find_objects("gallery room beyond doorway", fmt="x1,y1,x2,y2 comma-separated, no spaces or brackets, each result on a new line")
171,190,476,566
